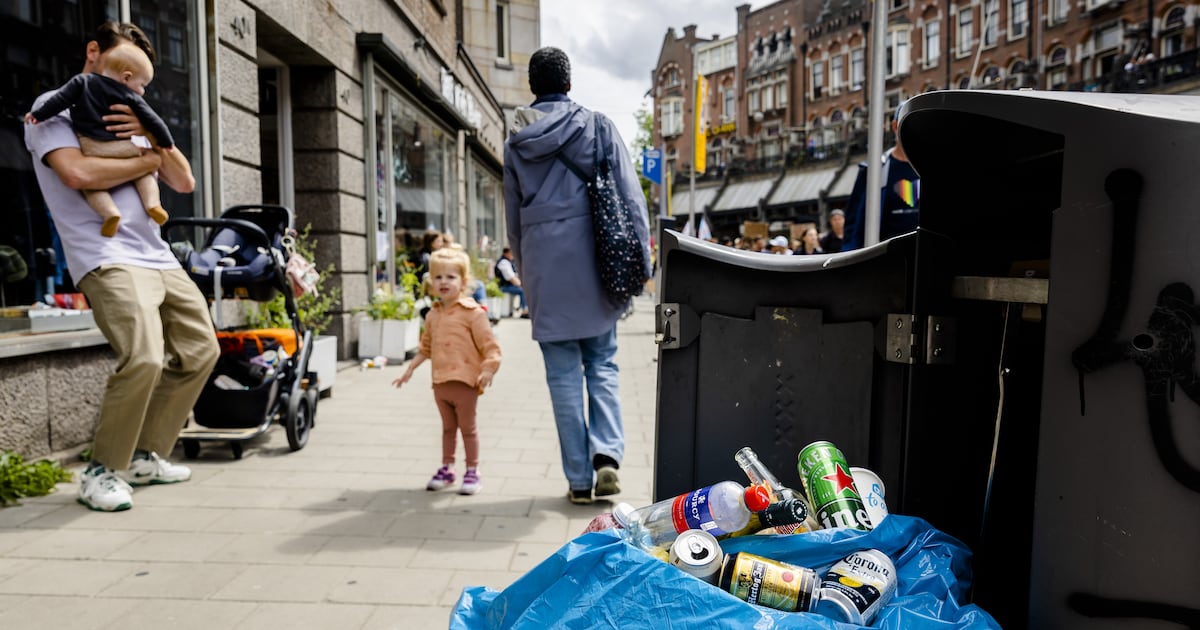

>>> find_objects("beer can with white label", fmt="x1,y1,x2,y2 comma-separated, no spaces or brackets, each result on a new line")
812,549,898,625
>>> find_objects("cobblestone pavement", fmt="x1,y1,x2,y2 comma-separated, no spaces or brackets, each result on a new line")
0,298,660,628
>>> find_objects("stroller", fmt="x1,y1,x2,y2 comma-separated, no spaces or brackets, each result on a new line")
163,204,319,459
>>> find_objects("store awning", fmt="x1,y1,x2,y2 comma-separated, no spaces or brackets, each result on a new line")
826,164,861,199
768,166,839,206
712,178,776,212
671,186,720,215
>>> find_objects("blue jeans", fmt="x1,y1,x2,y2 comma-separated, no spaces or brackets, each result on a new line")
539,326,624,491
500,284,527,309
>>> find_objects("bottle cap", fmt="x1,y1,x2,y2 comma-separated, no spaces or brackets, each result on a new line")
611,502,636,530
744,484,771,512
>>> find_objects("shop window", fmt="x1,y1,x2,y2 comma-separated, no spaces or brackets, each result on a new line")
1,1,203,308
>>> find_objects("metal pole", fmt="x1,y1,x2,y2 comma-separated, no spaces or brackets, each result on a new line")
864,0,887,247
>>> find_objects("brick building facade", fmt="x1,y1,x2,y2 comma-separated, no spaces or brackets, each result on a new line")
652,0,1200,238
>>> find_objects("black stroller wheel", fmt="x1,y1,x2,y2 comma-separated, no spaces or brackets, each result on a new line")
182,439,200,460
286,395,312,451
230,441,244,460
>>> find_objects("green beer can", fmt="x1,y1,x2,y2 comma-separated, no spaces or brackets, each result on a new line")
796,441,872,530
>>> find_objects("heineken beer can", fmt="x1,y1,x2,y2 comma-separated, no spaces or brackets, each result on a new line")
796,441,872,530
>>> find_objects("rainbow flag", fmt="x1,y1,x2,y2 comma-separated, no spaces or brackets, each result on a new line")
894,179,918,207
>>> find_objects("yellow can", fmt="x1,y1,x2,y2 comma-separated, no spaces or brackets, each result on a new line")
717,551,819,612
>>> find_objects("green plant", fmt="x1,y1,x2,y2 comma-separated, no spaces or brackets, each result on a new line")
0,451,72,506
359,286,418,321
244,224,342,335
484,278,502,298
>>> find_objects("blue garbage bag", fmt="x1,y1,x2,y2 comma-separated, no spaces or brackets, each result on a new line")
450,514,999,629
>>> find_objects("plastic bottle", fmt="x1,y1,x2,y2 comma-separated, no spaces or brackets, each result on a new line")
734,447,818,533
612,481,756,550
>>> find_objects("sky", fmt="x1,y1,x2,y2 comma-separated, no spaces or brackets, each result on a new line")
539,1,769,154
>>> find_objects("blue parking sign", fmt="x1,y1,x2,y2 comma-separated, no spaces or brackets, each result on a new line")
642,149,662,185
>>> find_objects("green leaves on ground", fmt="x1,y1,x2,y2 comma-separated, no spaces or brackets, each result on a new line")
0,451,73,506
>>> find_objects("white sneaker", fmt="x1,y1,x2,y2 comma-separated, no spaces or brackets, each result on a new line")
78,468,133,512
117,452,192,486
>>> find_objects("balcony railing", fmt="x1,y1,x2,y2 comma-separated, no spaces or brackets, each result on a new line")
1066,49,1200,93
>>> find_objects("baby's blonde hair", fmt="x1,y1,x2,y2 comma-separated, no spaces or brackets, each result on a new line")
429,247,472,284
103,44,152,80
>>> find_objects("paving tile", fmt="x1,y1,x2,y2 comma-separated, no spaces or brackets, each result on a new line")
327,566,454,605
362,604,455,629
0,594,136,629
476,514,570,543
382,513,482,540
99,561,246,598
233,602,376,630
0,527,54,555
440,568,527,606
106,531,238,562
7,528,143,560
298,510,396,537
0,502,70,528
210,564,351,603
410,539,515,571
202,508,311,534
308,536,420,567
209,533,328,564
101,598,257,629
510,541,565,573
0,559,137,596
363,488,460,513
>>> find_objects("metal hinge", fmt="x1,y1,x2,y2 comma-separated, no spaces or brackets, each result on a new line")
884,313,956,365
656,302,700,350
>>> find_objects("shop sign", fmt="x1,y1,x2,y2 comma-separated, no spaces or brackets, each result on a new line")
440,69,482,129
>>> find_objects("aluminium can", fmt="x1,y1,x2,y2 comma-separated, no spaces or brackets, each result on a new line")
812,549,898,625
668,529,724,583
717,551,820,612
796,440,872,530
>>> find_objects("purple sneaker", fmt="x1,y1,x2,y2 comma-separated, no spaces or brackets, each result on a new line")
459,468,481,495
426,465,456,491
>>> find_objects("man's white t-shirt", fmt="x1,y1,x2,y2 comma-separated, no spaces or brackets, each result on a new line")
24,91,179,283
497,258,518,282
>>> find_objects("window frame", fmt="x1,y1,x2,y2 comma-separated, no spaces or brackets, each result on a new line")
1009,0,1028,40
957,6,975,57
830,53,845,93
886,27,911,78
1049,0,1069,24
495,0,511,64
850,47,865,90
811,60,826,100
982,0,1000,48
924,20,941,67
660,97,684,137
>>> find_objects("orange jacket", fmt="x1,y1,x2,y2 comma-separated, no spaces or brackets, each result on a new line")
419,297,501,390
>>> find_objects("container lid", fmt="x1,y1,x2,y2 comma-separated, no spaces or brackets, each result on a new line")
744,484,771,512
611,502,636,530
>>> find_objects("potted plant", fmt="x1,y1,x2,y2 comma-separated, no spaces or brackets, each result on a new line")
356,268,420,361
244,224,341,394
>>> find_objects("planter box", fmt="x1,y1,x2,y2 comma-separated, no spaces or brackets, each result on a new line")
486,296,512,318
309,334,337,393
357,319,419,361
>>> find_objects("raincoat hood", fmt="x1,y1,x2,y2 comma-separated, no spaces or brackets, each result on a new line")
508,99,590,163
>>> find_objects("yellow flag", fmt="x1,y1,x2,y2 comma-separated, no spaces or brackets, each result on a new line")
694,74,707,175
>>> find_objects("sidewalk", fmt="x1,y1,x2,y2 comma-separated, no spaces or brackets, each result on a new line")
0,298,660,629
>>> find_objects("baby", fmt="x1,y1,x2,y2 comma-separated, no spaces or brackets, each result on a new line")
26,44,174,237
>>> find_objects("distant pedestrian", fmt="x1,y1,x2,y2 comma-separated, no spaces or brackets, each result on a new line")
494,246,529,318
502,46,651,505
819,209,845,253
795,227,824,255
393,248,501,496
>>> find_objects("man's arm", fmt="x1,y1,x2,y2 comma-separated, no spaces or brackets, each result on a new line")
104,103,194,193
44,146,162,191
502,155,522,270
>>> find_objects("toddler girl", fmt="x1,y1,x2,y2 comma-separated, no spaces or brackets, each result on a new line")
394,248,501,494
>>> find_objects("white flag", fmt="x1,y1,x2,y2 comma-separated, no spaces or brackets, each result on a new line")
698,216,712,241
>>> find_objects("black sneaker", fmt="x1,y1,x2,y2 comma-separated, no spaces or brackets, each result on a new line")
568,488,593,505
594,466,621,497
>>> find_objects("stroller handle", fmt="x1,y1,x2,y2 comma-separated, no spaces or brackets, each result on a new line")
161,217,274,251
